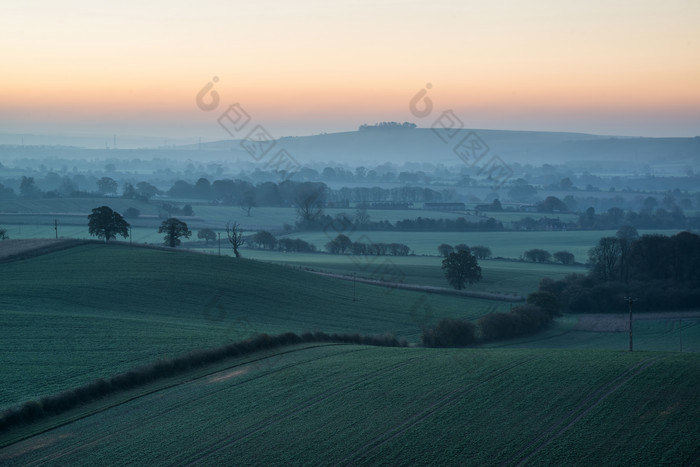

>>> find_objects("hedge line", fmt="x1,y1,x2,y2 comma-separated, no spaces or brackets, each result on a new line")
0,331,406,433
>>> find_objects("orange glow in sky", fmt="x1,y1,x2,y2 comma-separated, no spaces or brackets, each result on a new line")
2,0,699,141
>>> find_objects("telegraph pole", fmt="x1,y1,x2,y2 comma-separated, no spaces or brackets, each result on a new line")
54,219,58,239
353,272,357,302
624,297,638,351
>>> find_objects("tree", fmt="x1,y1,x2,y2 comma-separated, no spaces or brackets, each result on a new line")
97,177,118,195
182,204,194,216
354,208,370,226
20,176,41,198
538,196,567,213
553,250,575,265
295,182,326,222
197,228,216,245
240,191,256,217
437,243,453,257
442,250,482,290
251,230,276,250
136,182,158,201
524,249,551,263
454,243,470,253
326,234,353,254
0,227,8,240
470,245,492,259
122,183,138,199
88,206,130,242
159,218,191,247
225,221,244,258
588,237,621,281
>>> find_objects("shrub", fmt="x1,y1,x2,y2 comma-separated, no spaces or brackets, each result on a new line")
422,318,477,347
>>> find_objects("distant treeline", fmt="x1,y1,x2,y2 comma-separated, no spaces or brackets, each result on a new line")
540,230,700,312
297,214,504,232
0,331,406,433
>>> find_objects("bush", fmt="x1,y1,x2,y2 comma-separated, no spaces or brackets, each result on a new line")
422,319,477,347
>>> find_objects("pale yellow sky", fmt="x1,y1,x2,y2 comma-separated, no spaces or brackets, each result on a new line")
2,0,699,141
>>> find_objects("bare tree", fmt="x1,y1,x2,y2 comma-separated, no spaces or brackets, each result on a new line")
240,191,256,217
226,221,244,258
295,182,326,222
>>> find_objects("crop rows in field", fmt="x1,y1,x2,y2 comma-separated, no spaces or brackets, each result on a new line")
1,346,697,465
0,243,508,410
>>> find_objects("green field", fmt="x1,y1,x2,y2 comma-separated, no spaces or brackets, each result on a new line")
241,249,584,296
1,222,698,465
1,345,697,465
0,242,511,410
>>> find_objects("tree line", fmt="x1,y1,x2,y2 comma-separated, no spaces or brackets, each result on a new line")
539,228,700,312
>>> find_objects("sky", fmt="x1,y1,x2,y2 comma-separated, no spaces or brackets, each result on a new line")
2,0,699,146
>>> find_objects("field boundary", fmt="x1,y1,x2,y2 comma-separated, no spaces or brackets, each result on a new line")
0,239,93,263
310,270,524,302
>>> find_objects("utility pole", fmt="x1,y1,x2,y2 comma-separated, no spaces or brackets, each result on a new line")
624,297,638,351
353,272,356,302
54,219,58,239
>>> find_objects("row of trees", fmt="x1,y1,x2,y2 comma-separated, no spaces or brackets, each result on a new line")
522,249,575,264
325,234,410,256
87,206,244,254
437,243,492,259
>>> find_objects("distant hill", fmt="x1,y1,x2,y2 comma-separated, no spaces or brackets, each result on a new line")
188,128,700,166
2,128,698,168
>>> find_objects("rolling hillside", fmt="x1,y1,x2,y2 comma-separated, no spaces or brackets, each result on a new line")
1,345,697,465
0,241,508,410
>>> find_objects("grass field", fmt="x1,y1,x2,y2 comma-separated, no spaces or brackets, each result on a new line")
0,242,510,410
278,228,685,259
1,345,697,465
241,250,585,296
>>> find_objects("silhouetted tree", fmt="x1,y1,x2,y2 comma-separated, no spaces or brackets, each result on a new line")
470,245,492,259
326,234,353,254
442,250,482,290
437,243,453,257
20,176,41,198
251,230,276,250
553,251,575,265
197,228,216,245
240,191,256,217
524,249,551,263
0,227,8,240
295,182,326,222
97,177,118,195
226,221,244,257
159,218,191,247
88,206,130,242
